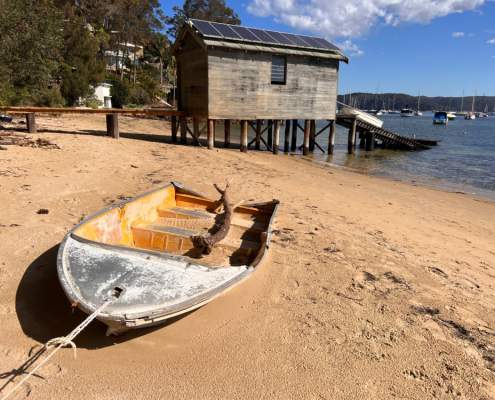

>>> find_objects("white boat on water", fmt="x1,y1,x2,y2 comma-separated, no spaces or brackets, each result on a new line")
447,112,456,120
400,108,415,117
338,105,384,128
465,112,476,120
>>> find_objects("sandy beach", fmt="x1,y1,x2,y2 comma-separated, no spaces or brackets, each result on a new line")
1,114,494,399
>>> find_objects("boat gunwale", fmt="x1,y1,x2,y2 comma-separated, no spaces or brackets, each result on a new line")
56,182,280,329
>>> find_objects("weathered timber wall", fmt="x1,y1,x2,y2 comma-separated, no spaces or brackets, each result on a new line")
175,33,208,117
207,49,339,120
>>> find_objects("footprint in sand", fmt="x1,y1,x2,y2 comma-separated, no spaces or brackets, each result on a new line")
426,266,449,279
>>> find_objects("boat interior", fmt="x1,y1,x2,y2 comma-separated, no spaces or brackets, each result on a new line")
73,185,277,267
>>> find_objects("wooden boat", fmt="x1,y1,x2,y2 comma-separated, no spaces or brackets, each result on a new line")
57,182,279,335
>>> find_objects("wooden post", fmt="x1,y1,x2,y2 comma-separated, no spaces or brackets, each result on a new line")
309,120,316,152
267,120,273,148
348,118,357,154
359,131,366,149
240,120,248,153
291,119,298,152
284,120,291,153
193,118,200,146
366,131,375,151
26,113,37,133
224,119,231,148
171,115,178,143
273,120,280,155
106,114,119,139
303,120,310,156
255,120,262,150
328,120,336,155
180,117,187,145
207,119,215,149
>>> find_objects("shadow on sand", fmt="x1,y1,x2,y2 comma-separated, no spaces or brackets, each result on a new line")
15,244,189,351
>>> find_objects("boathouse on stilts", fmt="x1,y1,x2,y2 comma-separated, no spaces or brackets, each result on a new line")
172,19,349,155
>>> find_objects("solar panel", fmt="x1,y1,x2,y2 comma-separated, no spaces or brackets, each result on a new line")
285,34,312,48
299,36,326,49
313,37,340,51
192,19,221,37
266,31,294,46
213,23,242,40
231,26,261,42
189,19,341,53
247,28,278,43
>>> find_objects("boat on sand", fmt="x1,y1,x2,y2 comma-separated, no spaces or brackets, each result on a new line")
57,182,279,335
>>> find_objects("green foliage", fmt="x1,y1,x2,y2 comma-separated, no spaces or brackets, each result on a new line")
59,7,108,106
166,0,241,38
0,0,63,105
109,79,131,109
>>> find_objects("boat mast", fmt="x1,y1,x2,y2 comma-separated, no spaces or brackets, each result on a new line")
460,90,464,112
417,91,421,112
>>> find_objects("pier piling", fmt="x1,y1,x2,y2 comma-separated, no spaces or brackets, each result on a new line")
347,118,357,154
291,119,298,152
303,120,310,156
224,119,231,148
284,120,291,153
240,120,248,152
26,113,37,134
207,119,215,149
273,120,280,155
328,120,335,155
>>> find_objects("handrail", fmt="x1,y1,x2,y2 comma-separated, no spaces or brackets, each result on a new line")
0,106,183,117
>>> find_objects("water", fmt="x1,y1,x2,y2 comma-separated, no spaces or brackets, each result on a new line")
312,114,495,200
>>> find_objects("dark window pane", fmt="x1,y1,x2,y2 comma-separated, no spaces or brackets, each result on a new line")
271,55,286,84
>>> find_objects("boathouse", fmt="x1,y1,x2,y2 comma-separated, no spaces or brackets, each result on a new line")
172,19,348,154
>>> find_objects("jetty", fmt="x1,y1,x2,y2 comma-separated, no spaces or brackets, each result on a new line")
336,104,436,153
0,19,436,156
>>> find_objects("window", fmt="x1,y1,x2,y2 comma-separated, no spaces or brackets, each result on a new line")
271,55,286,85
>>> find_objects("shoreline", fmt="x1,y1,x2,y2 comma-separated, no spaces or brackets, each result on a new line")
1,114,494,399
303,155,495,204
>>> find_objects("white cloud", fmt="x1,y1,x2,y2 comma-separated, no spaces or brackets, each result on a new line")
338,40,364,56
452,31,465,37
247,0,485,38
488,37,495,44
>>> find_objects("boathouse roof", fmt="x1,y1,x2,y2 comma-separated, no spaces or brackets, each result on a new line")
176,19,349,63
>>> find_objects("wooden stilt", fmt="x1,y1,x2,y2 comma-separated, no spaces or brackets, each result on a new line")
193,118,200,146
207,119,215,149
284,120,291,153
180,117,188,145
106,114,119,139
240,120,248,153
267,120,273,148
348,118,357,154
273,120,280,155
303,120,310,156
26,113,37,133
171,116,178,143
366,131,375,151
309,120,316,152
224,119,231,148
291,119,298,152
255,120,262,150
359,131,366,149
328,120,336,155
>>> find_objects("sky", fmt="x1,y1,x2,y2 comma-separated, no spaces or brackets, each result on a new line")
160,0,495,96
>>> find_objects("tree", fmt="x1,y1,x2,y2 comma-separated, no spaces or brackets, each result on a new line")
0,0,63,105
59,5,107,105
145,33,171,85
166,0,241,38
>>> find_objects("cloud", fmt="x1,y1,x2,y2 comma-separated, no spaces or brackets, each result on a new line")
338,40,364,56
488,37,495,44
452,31,465,37
247,0,486,38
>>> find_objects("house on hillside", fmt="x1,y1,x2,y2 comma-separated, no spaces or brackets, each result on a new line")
104,42,144,72
173,19,348,120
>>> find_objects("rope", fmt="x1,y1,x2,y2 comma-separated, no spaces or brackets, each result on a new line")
1,297,116,400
